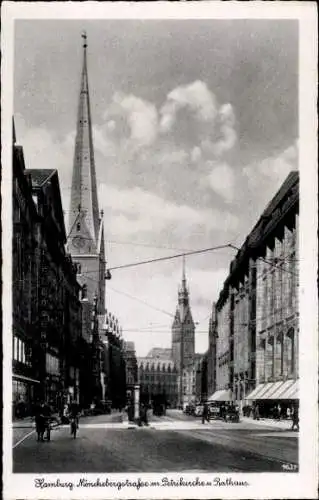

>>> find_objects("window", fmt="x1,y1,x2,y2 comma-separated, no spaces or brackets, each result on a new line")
76,222,81,232
21,341,25,364
75,262,82,274
13,336,17,360
81,284,87,299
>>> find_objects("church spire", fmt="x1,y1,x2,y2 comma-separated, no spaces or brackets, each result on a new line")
68,32,100,245
178,255,188,305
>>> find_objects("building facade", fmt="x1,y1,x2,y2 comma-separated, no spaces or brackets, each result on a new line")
211,171,299,413
206,303,218,399
215,291,231,395
27,168,83,409
12,126,40,416
182,355,205,406
99,311,127,409
138,350,178,408
12,124,83,417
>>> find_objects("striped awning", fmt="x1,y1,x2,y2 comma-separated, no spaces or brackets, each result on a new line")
246,382,275,400
246,379,299,400
282,380,298,399
268,379,294,399
13,374,41,384
259,381,285,400
208,389,232,402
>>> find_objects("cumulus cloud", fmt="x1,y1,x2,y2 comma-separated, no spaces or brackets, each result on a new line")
159,80,217,133
104,92,158,150
159,80,236,161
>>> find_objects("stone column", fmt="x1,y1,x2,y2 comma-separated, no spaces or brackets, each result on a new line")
255,338,265,384
266,335,274,380
282,332,289,378
274,332,283,378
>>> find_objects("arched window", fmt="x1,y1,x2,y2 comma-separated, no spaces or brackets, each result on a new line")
76,222,81,232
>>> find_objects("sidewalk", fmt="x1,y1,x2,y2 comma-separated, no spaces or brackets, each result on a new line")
241,416,296,430
13,410,124,429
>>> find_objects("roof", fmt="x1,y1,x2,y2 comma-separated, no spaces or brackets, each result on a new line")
216,170,299,302
137,357,176,370
26,169,56,188
124,341,136,352
146,347,172,359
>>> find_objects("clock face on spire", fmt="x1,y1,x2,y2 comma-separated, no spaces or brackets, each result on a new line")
72,235,85,249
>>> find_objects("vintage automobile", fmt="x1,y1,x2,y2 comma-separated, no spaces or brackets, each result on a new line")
208,403,221,420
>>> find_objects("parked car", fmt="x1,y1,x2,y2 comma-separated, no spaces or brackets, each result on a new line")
208,404,221,420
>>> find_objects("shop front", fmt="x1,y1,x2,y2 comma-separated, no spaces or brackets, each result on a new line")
246,378,299,419
12,374,40,418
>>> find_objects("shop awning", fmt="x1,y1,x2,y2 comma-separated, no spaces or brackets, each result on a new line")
281,379,298,399
13,374,40,384
246,379,299,400
259,381,285,400
268,379,295,399
246,382,275,400
208,389,232,402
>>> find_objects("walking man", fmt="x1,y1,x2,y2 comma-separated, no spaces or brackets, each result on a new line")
291,405,299,431
202,403,209,424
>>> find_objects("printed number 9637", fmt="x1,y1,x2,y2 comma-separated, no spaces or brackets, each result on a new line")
282,463,298,471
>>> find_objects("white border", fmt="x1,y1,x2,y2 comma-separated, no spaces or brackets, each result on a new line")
2,2,318,499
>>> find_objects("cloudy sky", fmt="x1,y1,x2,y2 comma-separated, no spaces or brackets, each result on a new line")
14,18,299,356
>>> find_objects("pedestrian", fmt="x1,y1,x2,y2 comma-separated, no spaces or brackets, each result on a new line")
287,406,291,420
291,406,299,431
201,403,209,424
254,404,260,421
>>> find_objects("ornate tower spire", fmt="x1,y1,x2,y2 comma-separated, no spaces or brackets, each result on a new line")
68,32,100,245
178,255,189,306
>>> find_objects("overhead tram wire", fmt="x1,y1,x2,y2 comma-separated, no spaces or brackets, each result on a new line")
106,285,175,318
228,243,299,277
71,243,234,278
106,244,232,272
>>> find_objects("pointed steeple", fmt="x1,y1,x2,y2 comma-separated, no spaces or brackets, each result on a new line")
68,32,100,246
178,255,189,306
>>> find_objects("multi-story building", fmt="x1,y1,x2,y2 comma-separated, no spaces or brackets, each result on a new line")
12,122,40,417
138,349,178,408
211,171,299,414
26,168,83,408
12,120,84,416
182,354,204,406
206,303,218,399
250,172,299,410
171,259,195,406
99,311,127,409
